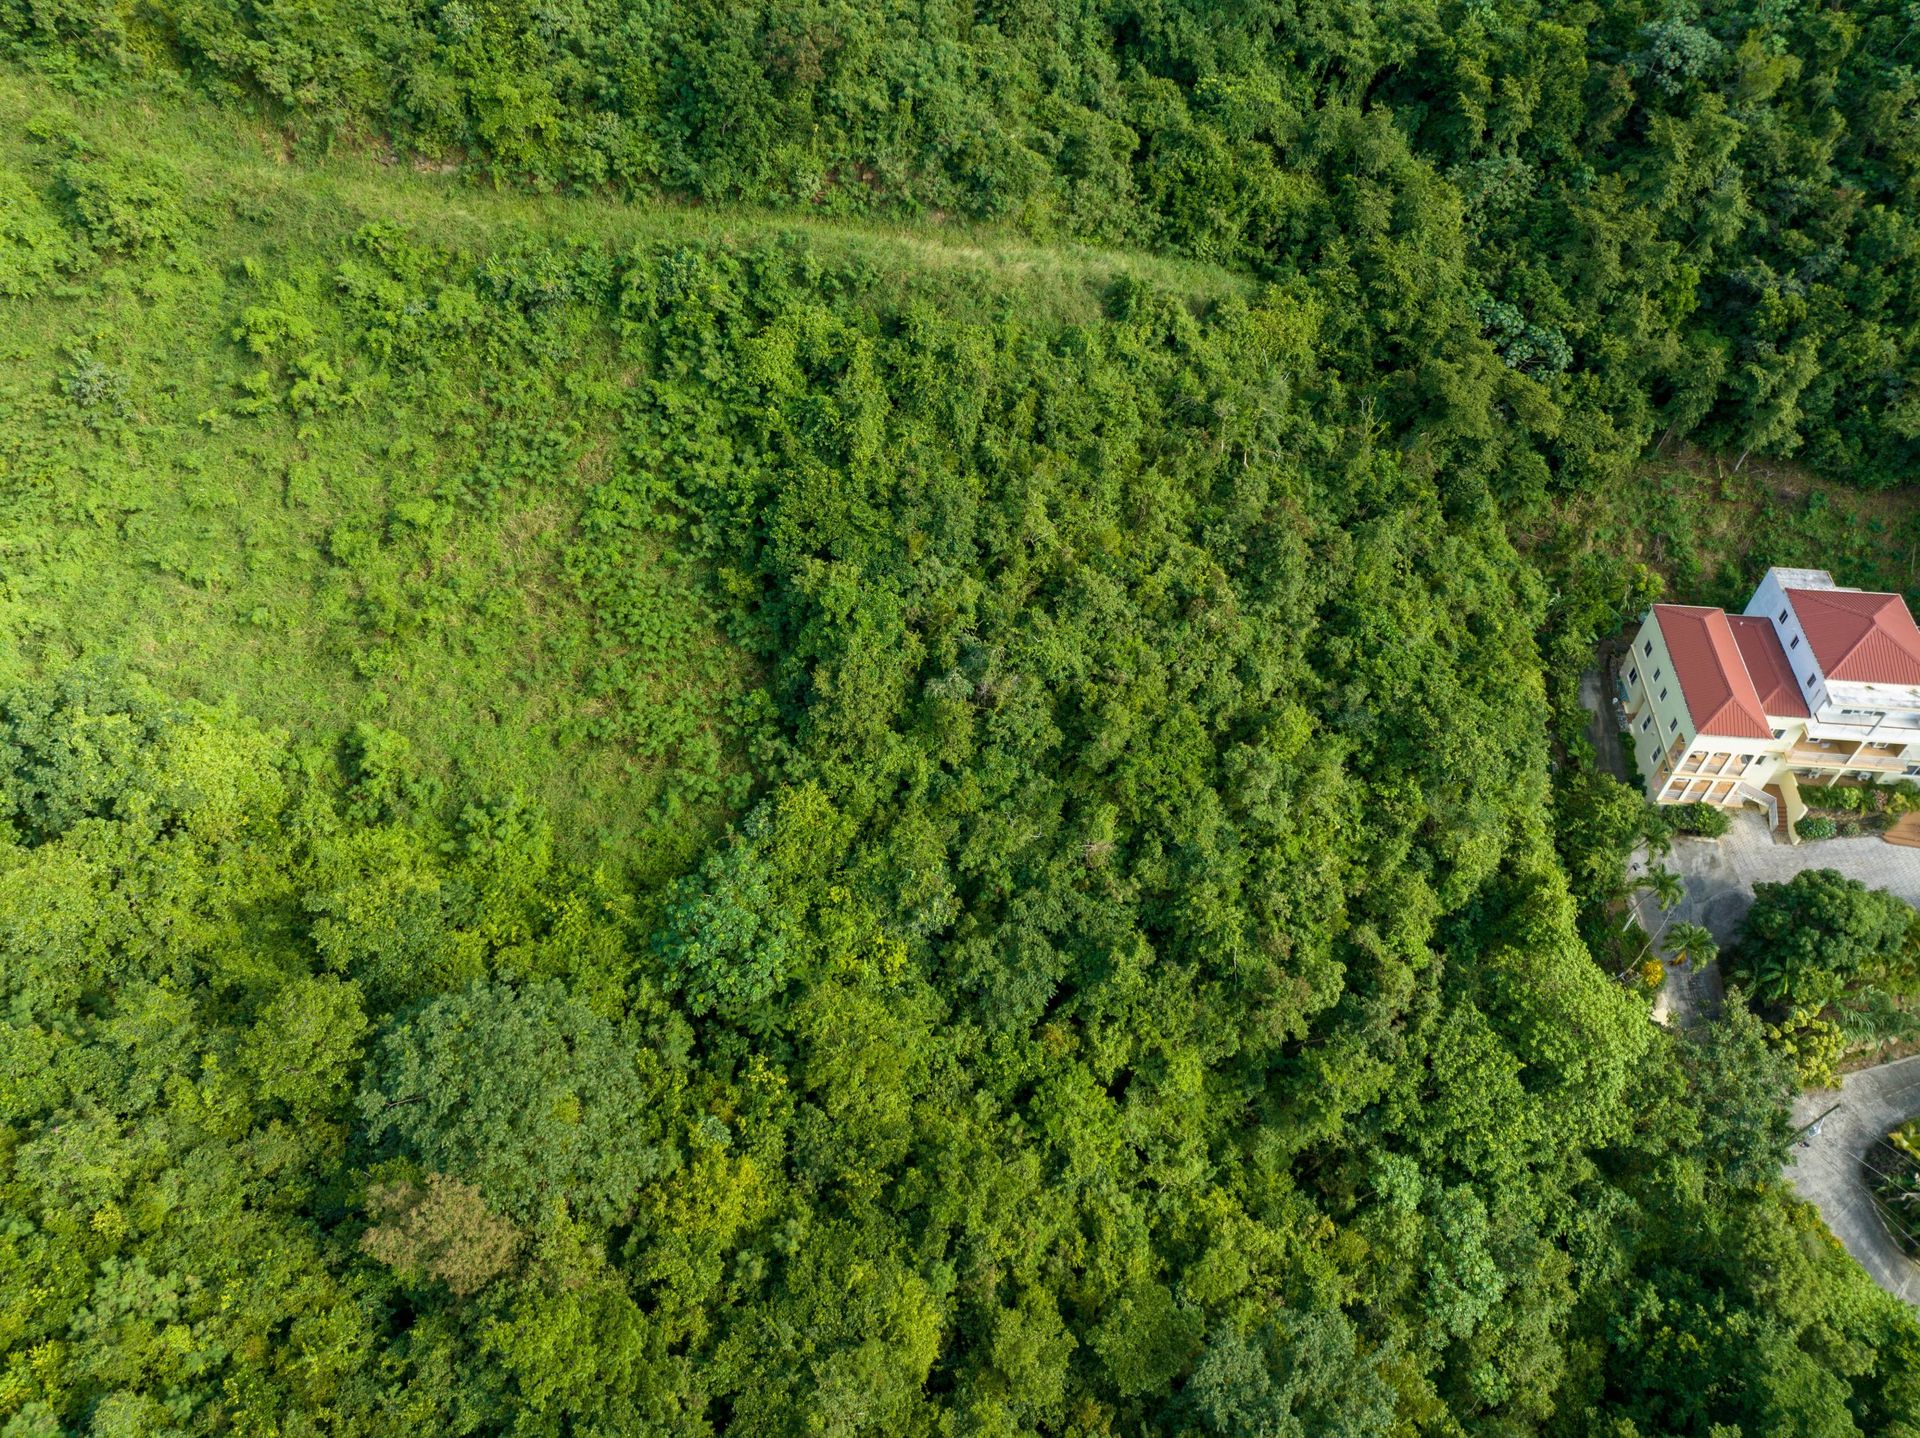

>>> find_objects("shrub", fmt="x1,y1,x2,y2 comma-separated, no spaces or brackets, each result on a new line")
1826,785,1871,815
1667,802,1730,838
1795,816,1836,841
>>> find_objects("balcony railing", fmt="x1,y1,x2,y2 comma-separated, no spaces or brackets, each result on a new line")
1787,745,1905,769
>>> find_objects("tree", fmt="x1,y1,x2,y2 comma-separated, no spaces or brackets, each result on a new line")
1185,1310,1397,1438
1682,998,1795,1189
1636,864,1685,911
359,980,676,1225
1663,921,1717,968
1729,869,1918,1011
239,974,369,1119
362,1172,520,1295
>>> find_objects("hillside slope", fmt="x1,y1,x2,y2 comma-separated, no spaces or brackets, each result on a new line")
0,59,1917,1438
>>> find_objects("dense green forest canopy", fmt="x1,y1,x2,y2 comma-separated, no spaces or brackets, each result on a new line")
1,2,1919,1435
9,0,1920,491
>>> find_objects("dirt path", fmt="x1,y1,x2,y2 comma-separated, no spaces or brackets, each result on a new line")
1785,1056,1920,1307
1579,663,1628,784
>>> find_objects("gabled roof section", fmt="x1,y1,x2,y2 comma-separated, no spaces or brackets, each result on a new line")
1728,615,1809,720
1652,604,1773,739
1786,587,1920,685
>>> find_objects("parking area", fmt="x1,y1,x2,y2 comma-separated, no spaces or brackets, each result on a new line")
1658,810,1920,946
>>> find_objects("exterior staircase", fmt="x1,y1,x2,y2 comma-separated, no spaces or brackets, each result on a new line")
1760,771,1805,844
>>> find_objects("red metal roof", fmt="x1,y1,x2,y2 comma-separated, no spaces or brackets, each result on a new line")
1652,605,1773,739
1728,615,1809,719
1786,588,1920,685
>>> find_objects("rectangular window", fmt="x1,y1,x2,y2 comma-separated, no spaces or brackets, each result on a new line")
1790,635,1801,651
1669,718,1679,733
1778,607,1789,623
1653,667,1663,680
1806,671,1817,687
1627,667,1639,685
1772,728,1785,739
1641,717,1653,733
1644,640,1653,657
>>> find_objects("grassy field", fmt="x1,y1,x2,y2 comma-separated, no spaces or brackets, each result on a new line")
0,72,1250,874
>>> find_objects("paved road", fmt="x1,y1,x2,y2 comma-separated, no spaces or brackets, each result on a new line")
1786,1057,1920,1306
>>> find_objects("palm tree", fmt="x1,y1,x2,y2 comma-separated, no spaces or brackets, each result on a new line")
1636,864,1685,911
1662,921,1717,968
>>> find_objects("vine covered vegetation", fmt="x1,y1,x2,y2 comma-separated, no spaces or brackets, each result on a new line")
1,6,1919,1436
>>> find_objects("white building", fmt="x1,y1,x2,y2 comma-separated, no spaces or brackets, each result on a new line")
1620,568,1920,833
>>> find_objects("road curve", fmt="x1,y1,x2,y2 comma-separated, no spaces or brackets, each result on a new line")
1785,1055,1920,1306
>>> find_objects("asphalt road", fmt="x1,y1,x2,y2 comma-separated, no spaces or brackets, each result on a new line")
1786,1056,1920,1307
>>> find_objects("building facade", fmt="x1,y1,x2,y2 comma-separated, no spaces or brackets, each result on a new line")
1620,568,1920,830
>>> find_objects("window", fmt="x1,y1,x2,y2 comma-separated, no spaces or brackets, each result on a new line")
1739,754,1753,766
1668,717,1679,733
1641,717,1653,733
1659,687,1669,702
1627,667,1638,685
1772,728,1785,739
1653,667,1663,680
1778,607,1789,623
1805,671,1817,686
1643,639,1653,657
1789,635,1801,651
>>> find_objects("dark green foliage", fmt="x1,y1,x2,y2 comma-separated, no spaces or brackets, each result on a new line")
1667,802,1731,838
1682,997,1796,1191
359,980,674,1224
1186,1310,1396,1437
1797,814,1839,840
1728,867,1920,1081
2,17,1919,1435
1731,868,1919,1012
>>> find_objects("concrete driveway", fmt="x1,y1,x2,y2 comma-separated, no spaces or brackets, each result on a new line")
1786,1057,1920,1307
1658,810,1920,947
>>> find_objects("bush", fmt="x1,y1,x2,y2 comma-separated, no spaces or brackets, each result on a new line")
1827,785,1872,815
1667,802,1730,838
1795,816,1837,841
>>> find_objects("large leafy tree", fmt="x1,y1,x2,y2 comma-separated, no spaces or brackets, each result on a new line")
1729,868,1919,1012
359,979,680,1225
